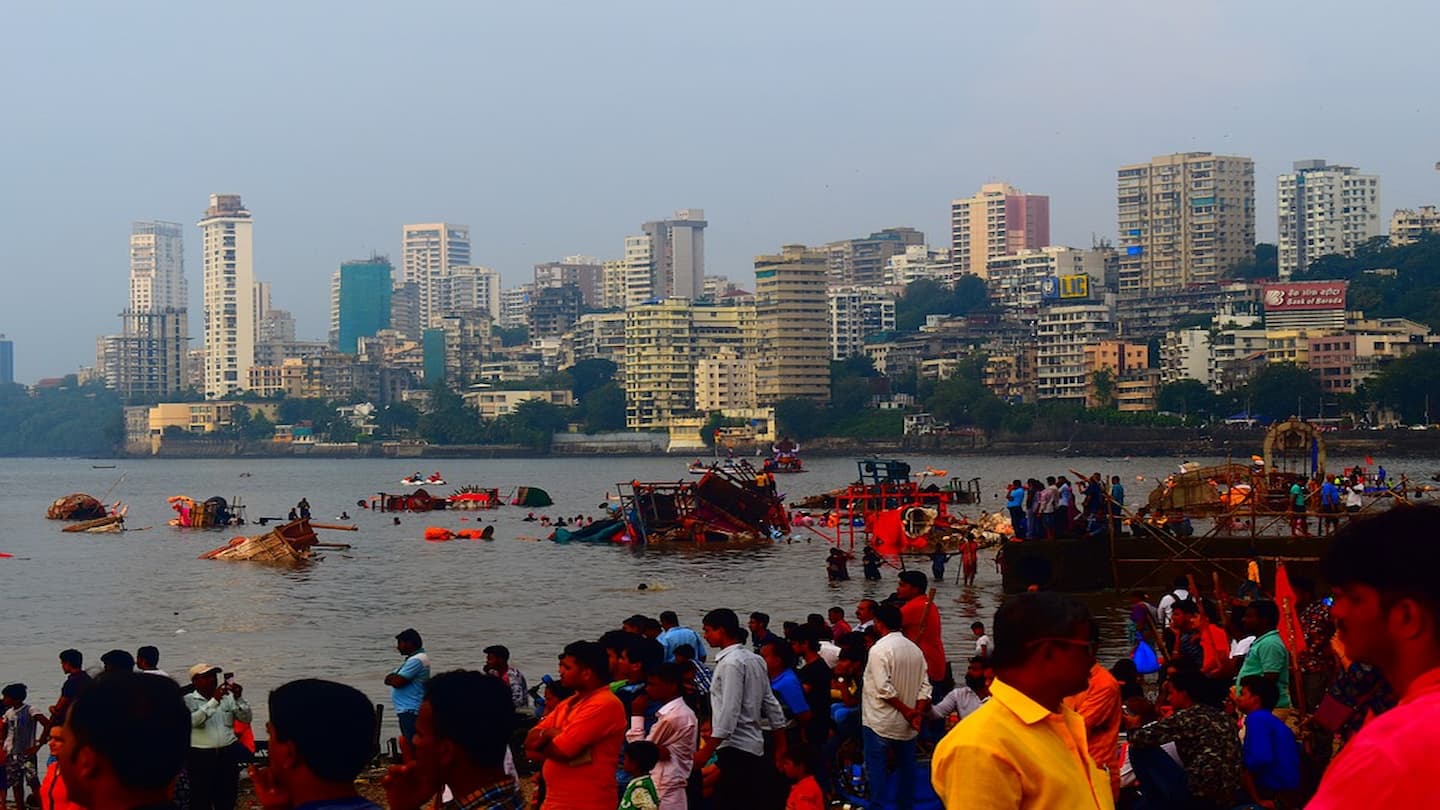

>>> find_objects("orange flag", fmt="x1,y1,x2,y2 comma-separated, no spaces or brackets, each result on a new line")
1273,561,1308,657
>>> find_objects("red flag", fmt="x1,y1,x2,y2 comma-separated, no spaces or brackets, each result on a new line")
1365,455,1374,466
1273,561,1307,657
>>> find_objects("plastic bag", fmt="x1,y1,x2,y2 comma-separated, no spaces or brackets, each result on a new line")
1133,640,1160,674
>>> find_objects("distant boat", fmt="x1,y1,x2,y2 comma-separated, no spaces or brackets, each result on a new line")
92,465,117,469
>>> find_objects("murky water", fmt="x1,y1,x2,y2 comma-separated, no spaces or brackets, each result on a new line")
4,449,1422,733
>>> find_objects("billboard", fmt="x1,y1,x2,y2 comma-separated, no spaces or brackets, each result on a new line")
1262,281,1348,311
1058,274,1090,299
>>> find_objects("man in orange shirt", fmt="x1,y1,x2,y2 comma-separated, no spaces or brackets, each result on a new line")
1066,661,1122,801
525,641,627,810
896,571,947,693
1309,505,1440,808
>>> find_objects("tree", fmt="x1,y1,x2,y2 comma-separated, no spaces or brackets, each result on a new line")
507,399,570,451
492,325,529,347
1090,370,1115,410
582,382,627,433
1226,242,1280,280
1365,348,1440,424
774,398,830,442
1157,380,1218,420
894,276,990,333
565,358,619,400
245,410,275,441
376,402,421,437
1239,364,1324,422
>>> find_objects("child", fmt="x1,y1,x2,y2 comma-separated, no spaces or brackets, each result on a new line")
779,744,825,810
2,684,42,810
619,740,660,810
1237,675,1300,806
972,621,992,659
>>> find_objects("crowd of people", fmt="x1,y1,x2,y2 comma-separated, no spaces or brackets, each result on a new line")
7,504,1440,809
1005,473,1126,540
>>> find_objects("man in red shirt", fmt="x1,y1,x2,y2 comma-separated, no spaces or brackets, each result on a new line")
525,641,627,810
1309,505,1440,808
896,571,947,693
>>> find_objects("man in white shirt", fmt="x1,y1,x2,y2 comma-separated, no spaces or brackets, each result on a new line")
136,645,170,679
1156,576,1191,650
628,662,697,810
183,663,252,810
855,599,878,632
862,604,932,810
698,608,787,808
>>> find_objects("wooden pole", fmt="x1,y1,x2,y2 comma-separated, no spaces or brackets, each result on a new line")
308,522,359,532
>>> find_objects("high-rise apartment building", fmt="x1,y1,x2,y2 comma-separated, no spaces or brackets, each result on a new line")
332,256,393,354
0,335,11,385
600,259,629,309
444,266,502,321
828,287,896,360
622,235,656,307
1036,297,1116,402
623,299,755,429
1277,160,1381,277
826,227,925,287
198,194,256,398
103,220,190,398
500,284,534,330
391,282,421,339
535,257,606,308
1117,153,1255,293
641,210,706,300
950,183,1050,279
754,245,830,405
985,246,1110,312
401,223,471,326
129,221,187,312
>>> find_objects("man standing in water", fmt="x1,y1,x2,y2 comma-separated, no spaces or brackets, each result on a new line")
384,629,430,745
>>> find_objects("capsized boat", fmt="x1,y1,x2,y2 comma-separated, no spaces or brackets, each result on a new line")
550,516,627,544
47,494,108,521
619,460,790,545
199,519,354,564
450,486,501,510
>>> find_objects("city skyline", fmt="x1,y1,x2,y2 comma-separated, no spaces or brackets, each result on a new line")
3,1,1439,380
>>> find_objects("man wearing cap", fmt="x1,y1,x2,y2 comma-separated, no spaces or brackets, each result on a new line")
184,663,252,810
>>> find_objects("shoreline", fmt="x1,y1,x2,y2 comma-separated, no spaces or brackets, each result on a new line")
85,426,1440,461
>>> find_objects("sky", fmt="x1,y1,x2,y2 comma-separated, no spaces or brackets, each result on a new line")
2,0,1438,382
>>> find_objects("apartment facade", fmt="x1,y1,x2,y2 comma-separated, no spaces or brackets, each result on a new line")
1277,160,1381,277
1036,298,1116,402
401,223,471,327
828,287,896,360
950,183,1049,278
985,246,1109,312
332,256,393,354
1117,153,1255,293
198,194,256,398
755,245,831,405
826,227,925,287
1390,206,1440,246
641,210,707,300
534,257,605,308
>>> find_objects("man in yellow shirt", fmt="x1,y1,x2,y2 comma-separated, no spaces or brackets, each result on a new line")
931,592,1115,810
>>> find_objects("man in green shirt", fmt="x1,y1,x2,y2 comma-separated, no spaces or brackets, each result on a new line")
1235,600,1292,710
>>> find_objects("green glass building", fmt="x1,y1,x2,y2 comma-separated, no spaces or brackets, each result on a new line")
336,257,393,354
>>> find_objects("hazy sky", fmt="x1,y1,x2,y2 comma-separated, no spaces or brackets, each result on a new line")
2,0,1437,381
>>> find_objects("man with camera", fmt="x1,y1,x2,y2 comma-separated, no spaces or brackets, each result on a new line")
183,663,252,810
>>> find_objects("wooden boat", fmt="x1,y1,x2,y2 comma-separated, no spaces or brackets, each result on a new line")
63,515,125,533
199,519,354,564
618,461,791,545
47,494,108,521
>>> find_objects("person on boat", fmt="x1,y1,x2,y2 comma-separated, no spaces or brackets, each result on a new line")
1109,475,1126,536
1345,478,1364,512
1005,479,1027,538
1288,481,1309,536
861,545,884,581
825,547,852,582
288,508,298,522
411,472,422,482
297,498,311,520
1320,476,1342,533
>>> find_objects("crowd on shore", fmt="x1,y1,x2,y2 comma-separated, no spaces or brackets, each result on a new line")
7,504,1440,809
